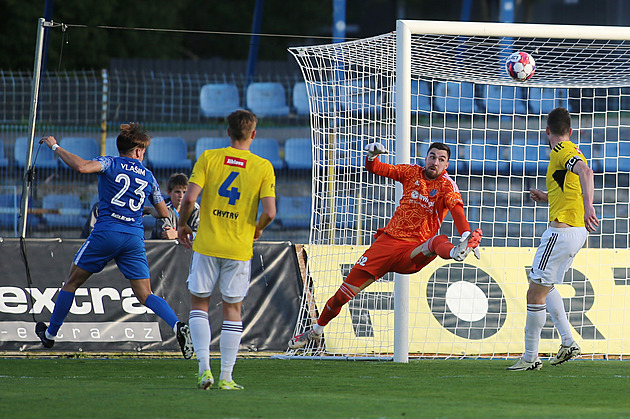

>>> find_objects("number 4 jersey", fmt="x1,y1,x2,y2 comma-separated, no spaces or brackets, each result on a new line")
190,146,276,260
92,156,164,237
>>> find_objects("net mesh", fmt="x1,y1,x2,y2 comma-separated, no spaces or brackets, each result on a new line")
287,28,630,359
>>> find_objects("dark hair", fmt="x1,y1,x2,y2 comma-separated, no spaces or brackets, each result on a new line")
116,123,151,154
427,142,451,160
227,110,258,141
546,107,572,137
167,172,189,192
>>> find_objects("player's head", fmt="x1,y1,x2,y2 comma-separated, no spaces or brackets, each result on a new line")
227,110,257,142
167,172,189,208
117,123,151,160
424,142,450,179
546,107,572,138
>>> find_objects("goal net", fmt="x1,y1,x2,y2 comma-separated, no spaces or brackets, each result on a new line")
287,20,630,360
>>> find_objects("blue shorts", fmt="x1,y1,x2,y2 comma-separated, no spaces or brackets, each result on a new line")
74,230,150,280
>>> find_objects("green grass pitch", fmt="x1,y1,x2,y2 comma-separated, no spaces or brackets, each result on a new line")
1,357,628,418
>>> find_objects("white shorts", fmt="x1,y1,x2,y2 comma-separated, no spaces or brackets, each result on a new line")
187,252,251,303
529,226,587,285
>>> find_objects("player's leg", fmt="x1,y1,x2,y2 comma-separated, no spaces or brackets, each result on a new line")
218,300,244,390
36,263,92,348
119,233,193,359
189,294,213,389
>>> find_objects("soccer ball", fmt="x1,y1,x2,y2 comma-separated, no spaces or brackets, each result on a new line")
505,51,536,81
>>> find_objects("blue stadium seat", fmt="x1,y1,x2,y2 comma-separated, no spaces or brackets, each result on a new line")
250,138,284,170
14,136,57,169
0,194,35,231
604,141,630,173
59,137,99,167
392,80,432,114
0,141,9,169
335,195,358,229
528,87,569,114
576,143,603,173
105,137,118,156
199,83,240,118
469,139,506,175
42,193,85,228
278,196,311,229
147,137,192,171
482,85,528,115
292,82,309,115
284,138,313,170
434,81,477,114
195,137,231,159
246,82,290,117
339,80,381,114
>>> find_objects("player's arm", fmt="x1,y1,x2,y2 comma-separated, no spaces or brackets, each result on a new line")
177,182,202,249
529,188,548,203
364,142,404,181
450,203,471,236
255,196,276,241
153,200,169,219
571,159,599,232
40,136,102,174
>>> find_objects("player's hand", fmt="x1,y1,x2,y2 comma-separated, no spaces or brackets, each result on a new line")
254,228,263,241
39,136,58,149
163,227,178,240
177,225,194,249
584,206,599,233
529,188,547,202
364,142,388,161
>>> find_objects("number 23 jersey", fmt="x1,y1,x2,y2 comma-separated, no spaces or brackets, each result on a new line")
190,146,276,260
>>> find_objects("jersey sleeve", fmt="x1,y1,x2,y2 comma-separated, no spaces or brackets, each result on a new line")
147,174,164,206
366,157,405,182
93,156,112,173
189,151,208,189
442,175,464,210
259,161,276,198
560,143,587,173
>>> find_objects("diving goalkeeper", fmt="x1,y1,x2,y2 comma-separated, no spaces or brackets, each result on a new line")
289,141,482,349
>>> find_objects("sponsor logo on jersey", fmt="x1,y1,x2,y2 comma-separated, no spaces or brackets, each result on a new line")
213,209,239,219
224,156,247,168
430,189,437,197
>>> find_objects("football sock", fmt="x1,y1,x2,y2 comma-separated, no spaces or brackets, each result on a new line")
144,294,179,330
318,283,359,327
220,320,243,382
189,310,211,374
313,323,324,335
48,290,75,336
523,303,546,362
428,235,453,259
546,287,573,346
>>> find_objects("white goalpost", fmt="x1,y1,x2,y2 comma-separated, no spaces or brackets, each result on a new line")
287,20,630,361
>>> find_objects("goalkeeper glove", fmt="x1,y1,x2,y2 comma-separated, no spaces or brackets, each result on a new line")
364,142,388,161
451,229,483,261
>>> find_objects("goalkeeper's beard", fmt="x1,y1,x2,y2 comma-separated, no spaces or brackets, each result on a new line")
424,165,442,179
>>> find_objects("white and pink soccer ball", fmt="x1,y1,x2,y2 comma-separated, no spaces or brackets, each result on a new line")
505,51,536,81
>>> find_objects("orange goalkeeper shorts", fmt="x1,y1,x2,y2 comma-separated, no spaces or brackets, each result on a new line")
353,232,436,280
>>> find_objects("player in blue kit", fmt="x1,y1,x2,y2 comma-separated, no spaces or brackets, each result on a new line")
35,123,193,358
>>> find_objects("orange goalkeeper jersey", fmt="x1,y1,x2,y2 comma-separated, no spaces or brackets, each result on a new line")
367,158,464,242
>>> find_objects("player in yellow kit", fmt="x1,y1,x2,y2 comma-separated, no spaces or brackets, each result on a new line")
507,107,599,371
178,110,276,389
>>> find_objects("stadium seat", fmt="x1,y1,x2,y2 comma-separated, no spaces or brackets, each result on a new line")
42,193,85,228
195,137,231,159
292,82,310,115
246,82,290,117
250,138,284,170
14,136,57,169
335,195,358,229
284,138,313,170
0,141,9,169
339,80,381,114
278,196,311,229
0,193,41,232
105,137,118,156
482,85,528,115
59,137,100,167
147,137,192,171
434,81,477,114
604,141,630,173
391,80,432,114
199,83,240,118
469,139,506,175
528,87,569,114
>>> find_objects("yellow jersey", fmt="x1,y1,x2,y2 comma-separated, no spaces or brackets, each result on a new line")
189,146,276,260
546,140,586,227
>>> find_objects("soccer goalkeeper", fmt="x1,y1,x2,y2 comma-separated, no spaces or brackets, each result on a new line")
289,141,482,349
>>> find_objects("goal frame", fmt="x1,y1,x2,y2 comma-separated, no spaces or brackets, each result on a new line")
393,19,630,363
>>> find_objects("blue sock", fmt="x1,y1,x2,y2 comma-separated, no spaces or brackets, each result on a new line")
144,294,178,329
48,290,75,336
